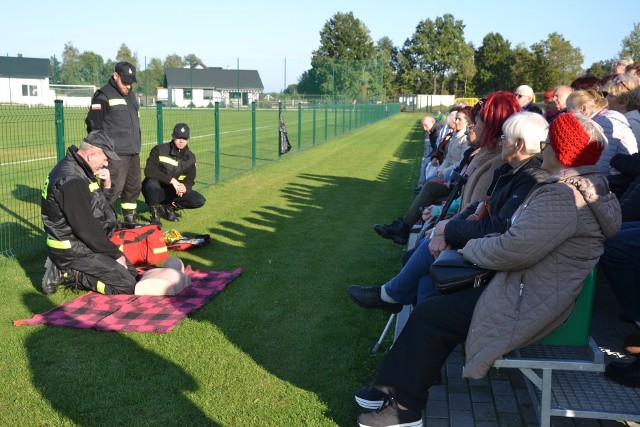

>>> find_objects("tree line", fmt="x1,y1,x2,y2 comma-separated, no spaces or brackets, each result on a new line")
48,13,640,100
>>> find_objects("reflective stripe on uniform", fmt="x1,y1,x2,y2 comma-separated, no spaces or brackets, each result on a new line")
108,99,127,106
153,246,168,255
88,182,100,192
47,237,71,249
178,175,186,181
121,202,137,210
159,156,178,167
96,281,106,294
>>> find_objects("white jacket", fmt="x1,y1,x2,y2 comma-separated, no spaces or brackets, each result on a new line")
593,109,638,175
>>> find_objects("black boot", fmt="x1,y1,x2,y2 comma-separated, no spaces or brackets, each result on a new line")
148,205,162,226
42,257,68,295
164,203,179,222
605,358,640,388
373,217,410,245
122,209,139,227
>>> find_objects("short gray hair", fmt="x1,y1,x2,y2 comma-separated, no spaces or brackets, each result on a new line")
502,112,549,154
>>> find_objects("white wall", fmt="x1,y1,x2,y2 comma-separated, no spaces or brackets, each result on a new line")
0,77,52,105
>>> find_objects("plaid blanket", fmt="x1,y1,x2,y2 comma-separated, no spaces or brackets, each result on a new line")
14,266,242,333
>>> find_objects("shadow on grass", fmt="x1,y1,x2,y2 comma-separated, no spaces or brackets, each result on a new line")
15,115,424,425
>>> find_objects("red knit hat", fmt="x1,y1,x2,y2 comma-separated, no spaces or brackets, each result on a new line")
548,113,603,167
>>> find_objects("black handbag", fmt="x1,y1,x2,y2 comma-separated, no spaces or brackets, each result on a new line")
429,250,495,294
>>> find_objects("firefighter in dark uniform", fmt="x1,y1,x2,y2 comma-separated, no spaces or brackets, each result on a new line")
142,123,206,224
86,61,142,226
41,131,138,295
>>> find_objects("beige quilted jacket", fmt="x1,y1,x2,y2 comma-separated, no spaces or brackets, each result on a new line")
459,147,505,211
460,166,621,379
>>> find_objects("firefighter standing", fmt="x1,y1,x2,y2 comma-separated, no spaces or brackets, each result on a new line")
86,61,142,226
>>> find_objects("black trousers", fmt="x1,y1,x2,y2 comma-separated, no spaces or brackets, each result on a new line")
374,286,484,412
403,181,451,226
107,154,142,207
67,253,138,294
142,178,206,209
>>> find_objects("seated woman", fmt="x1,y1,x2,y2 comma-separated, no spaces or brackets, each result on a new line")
349,111,549,311
566,89,638,175
433,107,471,181
353,112,621,427
375,91,521,246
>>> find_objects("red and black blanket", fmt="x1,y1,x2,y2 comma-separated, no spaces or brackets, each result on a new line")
14,266,242,333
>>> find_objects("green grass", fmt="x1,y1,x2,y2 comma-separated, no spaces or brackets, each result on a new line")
0,112,424,426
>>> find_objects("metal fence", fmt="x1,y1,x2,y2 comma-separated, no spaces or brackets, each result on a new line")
0,101,400,257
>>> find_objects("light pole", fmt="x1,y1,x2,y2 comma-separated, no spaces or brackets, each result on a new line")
189,61,194,108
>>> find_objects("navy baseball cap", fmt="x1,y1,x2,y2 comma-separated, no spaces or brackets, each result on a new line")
115,62,137,84
172,123,190,139
84,130,120,160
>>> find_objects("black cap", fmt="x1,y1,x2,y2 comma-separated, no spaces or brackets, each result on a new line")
83,130,120,160
115,61,137,84
172,123,190,139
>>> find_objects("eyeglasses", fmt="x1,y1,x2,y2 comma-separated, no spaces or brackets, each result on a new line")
613,76,631,92
540,140,550,151
514,94,528,99
499,134,508,146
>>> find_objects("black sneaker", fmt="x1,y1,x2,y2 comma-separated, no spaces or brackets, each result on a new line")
357,397,422,427
374,218,409,245
605,358,640,388
348,286,403,314
42,258,68,295
355,387,387,409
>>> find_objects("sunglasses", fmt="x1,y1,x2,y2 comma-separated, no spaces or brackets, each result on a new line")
613,76,631,92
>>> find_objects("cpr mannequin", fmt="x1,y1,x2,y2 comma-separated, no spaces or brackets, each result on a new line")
134,257,191,295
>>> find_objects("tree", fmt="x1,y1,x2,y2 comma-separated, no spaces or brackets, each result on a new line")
145,57,166,92
309,12,377,101
401,14,467,94
620,22,640,61
453,42,476,96
184,54,203,67
473,33,513,96
531,32,583,90
115,43,138,68
77,51,105,87
586,59,615,79
511,44,535,90
164,54,185,69
376,36,398,100
59,42,81,85
49,55,61,84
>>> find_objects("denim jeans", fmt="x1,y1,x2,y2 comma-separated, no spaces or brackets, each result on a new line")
383,238,439,305
600,221,640,323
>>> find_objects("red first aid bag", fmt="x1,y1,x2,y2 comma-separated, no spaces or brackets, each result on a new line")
110,224,168,265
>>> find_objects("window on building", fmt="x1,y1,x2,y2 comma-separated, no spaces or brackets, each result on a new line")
230,92,241,99
184,89,192,100
22,85,38,96
203,89,214,100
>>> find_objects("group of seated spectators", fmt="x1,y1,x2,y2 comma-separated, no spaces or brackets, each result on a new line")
351,58,640,427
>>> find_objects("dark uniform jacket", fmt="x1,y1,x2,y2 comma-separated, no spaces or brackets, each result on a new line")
143,140,197,190
42,146,121,267
85,78,141,155
444,156,548,248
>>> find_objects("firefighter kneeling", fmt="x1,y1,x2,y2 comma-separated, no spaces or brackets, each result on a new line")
142,123,206,225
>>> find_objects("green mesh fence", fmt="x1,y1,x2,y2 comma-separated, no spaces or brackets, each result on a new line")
0,101,400,257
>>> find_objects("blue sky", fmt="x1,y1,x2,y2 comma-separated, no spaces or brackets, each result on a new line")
1,0,636,92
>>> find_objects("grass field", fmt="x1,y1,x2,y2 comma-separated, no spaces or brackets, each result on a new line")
0,112,424,426
0,103,395,257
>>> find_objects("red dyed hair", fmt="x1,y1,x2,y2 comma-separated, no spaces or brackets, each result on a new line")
477,91,521,150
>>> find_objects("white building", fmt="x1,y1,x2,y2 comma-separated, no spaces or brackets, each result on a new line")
0,56,53,105
160,65,264,108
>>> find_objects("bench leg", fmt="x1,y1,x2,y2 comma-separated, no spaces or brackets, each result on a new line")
539,368,552,427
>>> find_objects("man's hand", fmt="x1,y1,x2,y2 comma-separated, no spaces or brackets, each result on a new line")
428,234,449,258
95,168,111,189
116,255,128,269
170,178,186,197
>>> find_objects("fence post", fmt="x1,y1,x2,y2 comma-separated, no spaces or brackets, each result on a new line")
252,101,256,167
156,102,163,145
342,104,346,135
54,100,65,161
278,101,282,159
324,105,328,141
297,103,302,151
312,104,316,146
215,102,220,183
334,105,338,137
